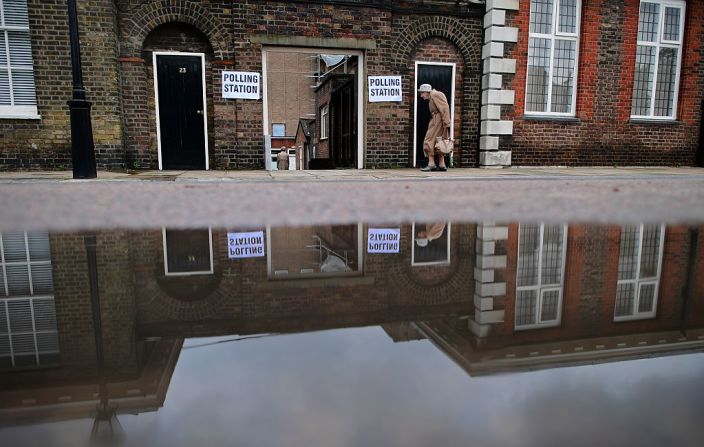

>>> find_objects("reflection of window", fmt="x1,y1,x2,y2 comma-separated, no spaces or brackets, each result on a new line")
272,123,286,137
320,105,329,140
525,0,580,116
614,224,664,321
268,225,361,278
631,1,685,119
0,231,59,369
0,0,38,118
163,229,214,276
515,224,567,330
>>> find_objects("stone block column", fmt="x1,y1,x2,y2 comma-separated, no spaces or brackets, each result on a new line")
480,0,519,167
470,222,508,338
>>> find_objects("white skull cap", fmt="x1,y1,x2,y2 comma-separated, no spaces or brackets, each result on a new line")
418,84,432,93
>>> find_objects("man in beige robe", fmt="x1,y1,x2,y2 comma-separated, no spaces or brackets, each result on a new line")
418,84,451,172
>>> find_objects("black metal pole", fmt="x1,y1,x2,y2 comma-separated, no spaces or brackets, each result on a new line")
68,0,97,179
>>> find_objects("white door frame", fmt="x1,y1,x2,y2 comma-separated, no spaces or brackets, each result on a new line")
412,61,456,167
411,222,452,266
153,51,210,170
261,46,365,169
162,228,214,276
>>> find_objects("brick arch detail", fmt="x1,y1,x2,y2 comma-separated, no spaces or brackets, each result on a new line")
391,16,480,69
121,1,230,59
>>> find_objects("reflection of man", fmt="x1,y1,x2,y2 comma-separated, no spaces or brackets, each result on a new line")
415,222,446,247
276,148,289,171
418,84,450,172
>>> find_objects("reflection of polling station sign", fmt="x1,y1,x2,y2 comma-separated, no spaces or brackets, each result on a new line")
368,76,402,102
228,231,265,258
368,228,400,253
222,71,260,99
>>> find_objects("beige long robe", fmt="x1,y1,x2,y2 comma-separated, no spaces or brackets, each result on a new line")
422,89,451,157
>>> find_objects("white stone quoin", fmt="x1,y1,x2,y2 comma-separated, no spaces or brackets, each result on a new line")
470,222,509,337
480,0,518,167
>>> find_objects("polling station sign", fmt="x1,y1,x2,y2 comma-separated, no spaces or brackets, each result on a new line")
367,228,400,253
368,76,402,102
228,231,265,258
222,71,260,99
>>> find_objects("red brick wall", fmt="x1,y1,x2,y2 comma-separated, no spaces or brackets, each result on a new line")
504,0,704,166
497,224,693,345
132,224,476,336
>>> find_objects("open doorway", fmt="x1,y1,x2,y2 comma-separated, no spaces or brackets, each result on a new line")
262,48,363,169
413,62,455,168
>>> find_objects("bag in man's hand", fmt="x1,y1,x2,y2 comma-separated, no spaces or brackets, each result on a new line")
435,136,454,154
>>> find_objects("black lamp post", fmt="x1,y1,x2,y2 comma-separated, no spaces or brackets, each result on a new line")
67,0,97,179
84,234,125,445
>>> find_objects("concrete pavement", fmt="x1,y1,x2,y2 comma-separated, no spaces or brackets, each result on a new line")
1,167,703,230
0,166,702,183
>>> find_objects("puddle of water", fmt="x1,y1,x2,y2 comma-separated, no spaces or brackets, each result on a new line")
1,221,703,446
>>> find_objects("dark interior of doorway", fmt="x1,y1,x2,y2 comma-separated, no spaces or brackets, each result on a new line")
415,64,453,168
328,76,357,169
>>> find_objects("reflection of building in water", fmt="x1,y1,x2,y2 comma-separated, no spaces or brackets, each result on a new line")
0,231,182,427
1,223,702,427
419,223,704,376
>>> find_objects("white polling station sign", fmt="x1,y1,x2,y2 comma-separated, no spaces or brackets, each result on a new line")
368,76,402,102
222,71,260,99
367,228,400,253
228,231,265,258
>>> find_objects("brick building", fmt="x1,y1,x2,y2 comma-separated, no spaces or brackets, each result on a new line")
1,222,701,422
0,0,702,170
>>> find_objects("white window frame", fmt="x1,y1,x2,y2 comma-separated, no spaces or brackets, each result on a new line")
524,0,581,117
614,224,665,322
0,0,39,119
515,224,568,330
630,0,685,120
1,232,58,368
319,104,329,140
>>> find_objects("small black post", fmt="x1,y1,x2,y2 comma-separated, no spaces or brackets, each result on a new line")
68,0,97,179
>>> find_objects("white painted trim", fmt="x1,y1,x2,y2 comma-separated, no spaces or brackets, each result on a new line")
265,225,272,276
413,61,457,167
411,222,452,266
153,52,209,171
162,228,214,276
261,46,365,169
261,50,269,139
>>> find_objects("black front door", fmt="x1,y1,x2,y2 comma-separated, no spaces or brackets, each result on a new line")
330,78,357,168
156,54,207,170
415,64,453,167
164,229,212,274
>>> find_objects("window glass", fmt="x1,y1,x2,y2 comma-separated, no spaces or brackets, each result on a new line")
631,1,685,119
526,0,580,115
